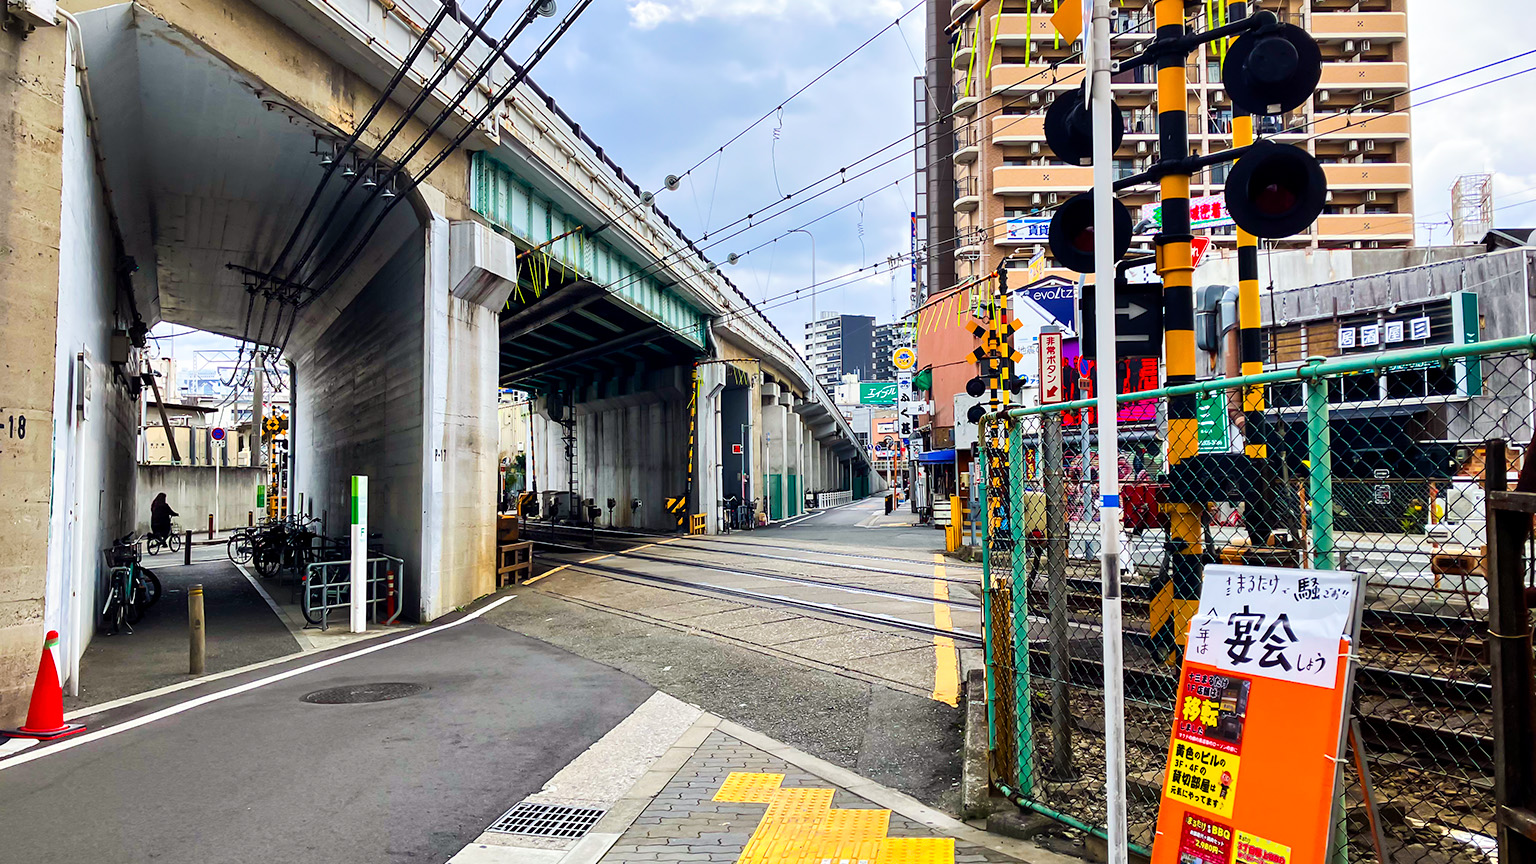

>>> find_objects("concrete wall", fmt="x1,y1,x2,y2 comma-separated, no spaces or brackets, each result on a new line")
293,238,426,617
530,383,692,532
0,22,69,726
133,466,263,535
38,36,141,701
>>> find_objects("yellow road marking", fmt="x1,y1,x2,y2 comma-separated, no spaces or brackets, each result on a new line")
930,554,960,708
713,772,955,863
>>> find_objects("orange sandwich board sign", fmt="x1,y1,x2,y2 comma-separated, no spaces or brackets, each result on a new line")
1151,564,1363,864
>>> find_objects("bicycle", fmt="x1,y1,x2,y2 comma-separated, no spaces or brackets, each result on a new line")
101,534,162,634
145,524,183,556
227,526,254,565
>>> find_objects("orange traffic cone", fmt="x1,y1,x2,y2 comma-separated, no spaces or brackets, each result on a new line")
5,630,85,741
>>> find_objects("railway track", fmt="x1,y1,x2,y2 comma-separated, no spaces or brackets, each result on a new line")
529,526,1493,770
532,546,984,645
533,539,981,611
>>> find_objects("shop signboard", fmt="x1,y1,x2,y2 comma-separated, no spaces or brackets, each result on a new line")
1151,565,1362,864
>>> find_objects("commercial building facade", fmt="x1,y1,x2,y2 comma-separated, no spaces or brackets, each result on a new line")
805,313,876,389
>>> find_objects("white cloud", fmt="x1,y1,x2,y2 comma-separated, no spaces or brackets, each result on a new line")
625,0,902,30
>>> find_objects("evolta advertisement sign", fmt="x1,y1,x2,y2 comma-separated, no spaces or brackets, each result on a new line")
1152,565,1361,864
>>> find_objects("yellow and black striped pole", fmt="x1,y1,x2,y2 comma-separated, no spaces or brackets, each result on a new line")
1227,0,1266,458
1150,0,1202,666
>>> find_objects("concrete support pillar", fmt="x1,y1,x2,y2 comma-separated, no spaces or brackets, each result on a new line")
761,384,788,520
696,363,726,533
792,408,804,516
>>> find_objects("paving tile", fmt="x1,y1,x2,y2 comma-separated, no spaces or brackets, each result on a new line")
728,617,857,646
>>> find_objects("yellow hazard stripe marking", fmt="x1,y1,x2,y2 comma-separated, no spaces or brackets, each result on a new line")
931,554,960,708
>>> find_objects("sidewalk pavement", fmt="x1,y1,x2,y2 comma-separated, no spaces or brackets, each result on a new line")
449,693,1079,864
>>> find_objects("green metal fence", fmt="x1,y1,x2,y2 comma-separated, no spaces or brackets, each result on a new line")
979,334,1536,862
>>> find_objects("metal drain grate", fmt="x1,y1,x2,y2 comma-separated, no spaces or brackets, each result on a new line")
486,802,605,839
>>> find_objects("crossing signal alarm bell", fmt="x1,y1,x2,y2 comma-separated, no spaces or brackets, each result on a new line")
1043,89,1126,167
1224,140,1328,239
1048,192,1133,273
1222,22,1322,116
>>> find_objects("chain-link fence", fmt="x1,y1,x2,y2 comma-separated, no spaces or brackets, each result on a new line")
979,340,1536,863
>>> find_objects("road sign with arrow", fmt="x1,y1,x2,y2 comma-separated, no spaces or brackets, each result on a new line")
1080,283,1162,361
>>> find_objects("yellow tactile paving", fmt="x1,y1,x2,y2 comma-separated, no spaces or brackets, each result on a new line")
876,837,958,863
717,777,955,864
716,772,786,803
818,808,891,841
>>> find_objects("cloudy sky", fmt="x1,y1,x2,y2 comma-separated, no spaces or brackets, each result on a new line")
154,0,1536,365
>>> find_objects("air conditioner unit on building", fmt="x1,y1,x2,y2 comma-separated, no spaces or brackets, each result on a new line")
1344,40,1356,53
7,0,57,27
1365,139,1376,151
1363,89,1374,102
1137,141,1148,154
1029,93,1041,105
1325,191,1334,202
1318,90,1330,103
1048,193,1059,205
1361,40,1371,52
1348,140,1359,152
1367,190,1379,202
1030,142,1041,155
1212,91,1224,104
1032,193,1042,205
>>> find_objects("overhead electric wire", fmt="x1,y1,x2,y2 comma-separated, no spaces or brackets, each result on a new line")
296,0,598,308
223,0,459,390
276,0,534,294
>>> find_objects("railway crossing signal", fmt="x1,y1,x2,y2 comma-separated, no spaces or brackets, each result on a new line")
1038,1,1331,670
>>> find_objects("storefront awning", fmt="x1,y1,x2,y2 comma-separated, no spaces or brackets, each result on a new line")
917,448,956,464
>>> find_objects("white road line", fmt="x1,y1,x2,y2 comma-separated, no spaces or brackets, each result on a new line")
1,595,516,772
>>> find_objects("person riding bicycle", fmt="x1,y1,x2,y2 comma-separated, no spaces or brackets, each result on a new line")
150,492,178,543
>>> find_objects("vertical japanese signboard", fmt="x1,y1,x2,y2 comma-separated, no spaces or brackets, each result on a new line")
1152,565,1362,864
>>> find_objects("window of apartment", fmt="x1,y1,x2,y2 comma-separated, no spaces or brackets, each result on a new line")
1206,60,1221,83
1114,159,1137,181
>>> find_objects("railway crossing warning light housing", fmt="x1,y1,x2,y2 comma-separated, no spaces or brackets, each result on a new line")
965,377,987,398
1224,139,1328,239
1048,192,1133,274
1044,89,1126,167
1221,21,1323,116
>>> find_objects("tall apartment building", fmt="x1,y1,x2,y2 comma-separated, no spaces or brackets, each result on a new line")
805,314,876,389
943,0,1413,287
872,321,910,380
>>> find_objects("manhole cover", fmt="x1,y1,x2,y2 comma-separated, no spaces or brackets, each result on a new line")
487,802,606,839
300,682,426,704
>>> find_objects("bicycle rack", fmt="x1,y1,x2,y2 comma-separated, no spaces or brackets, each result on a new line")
301,555,406,631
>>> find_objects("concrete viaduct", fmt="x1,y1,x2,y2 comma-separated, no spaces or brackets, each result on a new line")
0,0,874,725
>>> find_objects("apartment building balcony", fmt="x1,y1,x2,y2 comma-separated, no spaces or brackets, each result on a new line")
1315,212,1415,244
1310,12,1407,42
1319,61,1409,92
954,122,980,163
991,114,1044,145
1322,162,1412,191
955,225,987,257
954,25,978,64
955,175,981,212
991,64,1084,95
1310,111,1410,141
993,164,1092,195
953,82,981,115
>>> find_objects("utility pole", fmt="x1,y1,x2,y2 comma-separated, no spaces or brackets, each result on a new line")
251,350,264,472
1088,1,1127,860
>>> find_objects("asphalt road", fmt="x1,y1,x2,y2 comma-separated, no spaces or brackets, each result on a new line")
769,496,945,550
66,559,299,711
1,609,652,864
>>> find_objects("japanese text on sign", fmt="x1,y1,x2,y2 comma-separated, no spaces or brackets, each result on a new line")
1185,566,1357,688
